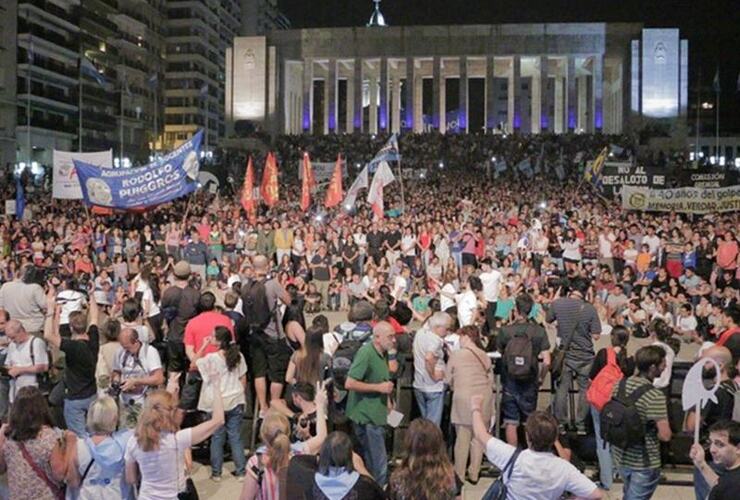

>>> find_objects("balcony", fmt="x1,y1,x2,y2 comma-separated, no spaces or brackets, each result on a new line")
19,0,79,29
17,22,78,53
18,114,76,135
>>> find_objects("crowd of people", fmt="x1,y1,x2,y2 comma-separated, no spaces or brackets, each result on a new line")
0,131,737,500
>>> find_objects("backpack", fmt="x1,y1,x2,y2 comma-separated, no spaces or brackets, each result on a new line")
503,323,536,381
241,278,272,331
600,379,655,450
331,330,373,393
586,347,624,411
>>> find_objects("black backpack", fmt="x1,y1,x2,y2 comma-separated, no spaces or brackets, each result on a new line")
503,324,536,381
600,379,655,450
242,278,272,331
331,330,373,393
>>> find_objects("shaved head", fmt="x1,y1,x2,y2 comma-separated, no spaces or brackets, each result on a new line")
703,345,733,370
252,255,269,274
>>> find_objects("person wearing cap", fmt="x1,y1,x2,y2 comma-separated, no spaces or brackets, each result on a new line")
160,260,200,375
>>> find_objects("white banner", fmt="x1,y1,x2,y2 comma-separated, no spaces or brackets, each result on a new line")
297,161,346,183
622,185,740,213
53,149,113,199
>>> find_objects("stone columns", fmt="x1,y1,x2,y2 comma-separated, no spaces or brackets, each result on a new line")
554,76,564,134
353,58,363,132
379,57,389,132
531,57,542,134
432,56,442,131
486,55,496,130
413,70,423,133
368,73,378,134
459,56,468,132
592,54,603,132
539,56,550,133
566,56,576,132
346,66,355,133
578,75,588,132
302,58,313,132
509,56,521,132
325,58,336,134
391,77,401,133
405,57,415,132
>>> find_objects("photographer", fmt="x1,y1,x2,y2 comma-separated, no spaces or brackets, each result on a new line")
44,282,100,437
111,327,165,428
160,261,200,375
5,319,48,404
0,264,47,336
55,277,87,338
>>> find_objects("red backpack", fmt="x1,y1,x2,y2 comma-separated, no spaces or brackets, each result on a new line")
587,347,624,411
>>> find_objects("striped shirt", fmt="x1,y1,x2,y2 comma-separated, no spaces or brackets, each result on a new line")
546,297,601,362
610,376,667,470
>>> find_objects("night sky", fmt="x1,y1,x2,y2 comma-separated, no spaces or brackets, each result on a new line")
279,0,740,133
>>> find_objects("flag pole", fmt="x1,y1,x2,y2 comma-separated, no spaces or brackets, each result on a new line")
119,68,124,168
397,156,405,213
26,40,32,168
78,48,83,152
694,69,700,167
715,84,720,166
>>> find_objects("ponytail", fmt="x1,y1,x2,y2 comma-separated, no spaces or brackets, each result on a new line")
259,412,292,473
214,326,240,371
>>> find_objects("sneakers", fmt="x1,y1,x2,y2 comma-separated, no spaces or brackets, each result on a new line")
210,475,222,483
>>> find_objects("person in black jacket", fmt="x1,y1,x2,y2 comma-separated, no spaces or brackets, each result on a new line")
587,325,634,490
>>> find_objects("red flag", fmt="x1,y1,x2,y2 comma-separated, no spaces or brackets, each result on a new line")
241,156,256,221
260,152,279,207
324,154,344,208
300,152,312,212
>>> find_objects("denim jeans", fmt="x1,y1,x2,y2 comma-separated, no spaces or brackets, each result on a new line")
64,394,96,437
590,405,613,490
354,422,387,487
619,467,661,500
210,404,246,477
554,359,592,428
413,390,445,427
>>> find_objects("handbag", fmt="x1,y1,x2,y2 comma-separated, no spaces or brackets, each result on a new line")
549,303,584,380
175,435,199,500
18,441,65,500
481,448,522,500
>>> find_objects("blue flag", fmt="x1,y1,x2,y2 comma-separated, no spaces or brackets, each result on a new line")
15,177,25,219
517,159,533,179
367,134,401,173
73,131,203,209
81,57,109,88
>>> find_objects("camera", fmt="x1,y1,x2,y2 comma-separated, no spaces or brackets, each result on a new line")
108,382,122,399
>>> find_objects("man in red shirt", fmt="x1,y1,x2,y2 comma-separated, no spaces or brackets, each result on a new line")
180,291,234,410
716,307,740,360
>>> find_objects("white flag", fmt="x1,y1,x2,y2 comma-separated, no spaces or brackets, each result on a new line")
367,161,396,219
343,164,369,208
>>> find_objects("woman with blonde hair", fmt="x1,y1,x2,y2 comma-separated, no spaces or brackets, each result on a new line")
64,396,133,499
388,418,461,500
240,383,328,500
445,325,493,485
124,364,224,500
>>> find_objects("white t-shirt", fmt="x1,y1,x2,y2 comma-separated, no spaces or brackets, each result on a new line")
455,290,478,327
57,289,87,324
392,276,407,300
676,315,698,334
485,438,598,500
401,235,417,257
124,428,192,500
440,283,457,312
652,340,675,389
136,281,161,318
479,269,502,303
412,327,445,393
195,352,247,412
643,234,661,255
112,345,162,405
598,233,615,259
7,336,48,403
